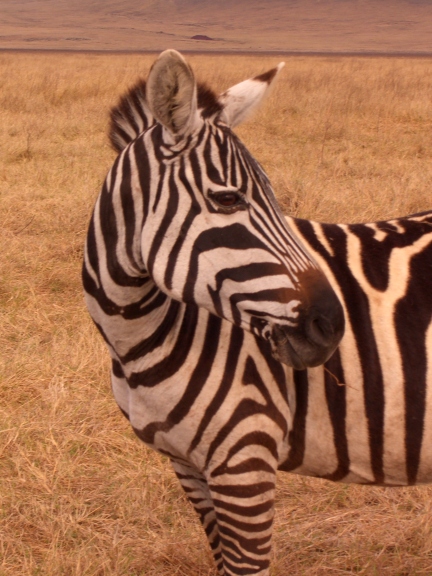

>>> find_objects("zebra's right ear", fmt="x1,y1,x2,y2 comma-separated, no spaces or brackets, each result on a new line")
146,50,200,138
219,62,285,128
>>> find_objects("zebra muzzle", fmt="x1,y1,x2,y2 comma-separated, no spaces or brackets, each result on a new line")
271,301,345,370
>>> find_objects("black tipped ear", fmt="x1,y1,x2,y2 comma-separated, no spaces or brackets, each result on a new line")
219,62,285,128
146,49,199,136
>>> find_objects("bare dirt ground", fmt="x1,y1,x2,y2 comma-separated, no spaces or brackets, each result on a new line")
2,0,432,54
2,51,432,574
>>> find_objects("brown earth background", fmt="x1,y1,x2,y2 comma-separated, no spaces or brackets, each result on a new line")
2,0,432,54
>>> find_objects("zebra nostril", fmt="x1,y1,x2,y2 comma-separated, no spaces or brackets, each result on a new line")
305,313,334,348
271,301,344,369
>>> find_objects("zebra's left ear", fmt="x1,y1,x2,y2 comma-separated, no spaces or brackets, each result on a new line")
219,63,285,128
146,49,200,137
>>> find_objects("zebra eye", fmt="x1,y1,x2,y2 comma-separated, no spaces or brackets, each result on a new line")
211,192,244,209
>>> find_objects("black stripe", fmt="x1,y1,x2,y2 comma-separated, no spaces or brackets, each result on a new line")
241,354,287,435
146,166,177,279
134,309,220,442
209,262,290,320
112,359,125,378
205,398,283,473
185,123,207,191
120,299,181,363
99,169,145,288
296,218,385,483
323,348,350,481
133,133,151,223
184,224,269,303
215,128,229,182
128,303,198,389
163,157,201,290
212,498,274,518
82,215,100,293
204,126,225,186
279,369,308,472
395,244,432,483
215,512,273,533
120,153,141,273
209,482,274,498
254,333,289,403
188,324,244,455
211,431,278,478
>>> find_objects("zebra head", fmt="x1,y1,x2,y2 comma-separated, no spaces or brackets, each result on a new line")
108,50,344,369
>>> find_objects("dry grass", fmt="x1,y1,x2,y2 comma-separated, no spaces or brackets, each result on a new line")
1,52,432,575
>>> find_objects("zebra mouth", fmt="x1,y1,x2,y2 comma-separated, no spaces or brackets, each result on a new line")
271,328,307,370
271,315,340,370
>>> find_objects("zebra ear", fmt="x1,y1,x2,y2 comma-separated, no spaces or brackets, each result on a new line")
146,49,199,137
219,62,285,128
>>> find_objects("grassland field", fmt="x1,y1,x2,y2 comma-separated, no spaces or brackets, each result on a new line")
1,51,432,575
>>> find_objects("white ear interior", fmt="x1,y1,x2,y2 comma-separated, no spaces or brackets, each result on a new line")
146,49,199,136
219,62,285,128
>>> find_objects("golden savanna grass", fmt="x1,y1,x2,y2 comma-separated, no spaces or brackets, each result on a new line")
2,52,432,575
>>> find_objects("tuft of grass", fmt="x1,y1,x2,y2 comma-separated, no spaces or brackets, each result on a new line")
2,52,432,575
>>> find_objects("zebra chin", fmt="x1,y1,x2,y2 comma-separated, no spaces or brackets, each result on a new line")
270,306,345,370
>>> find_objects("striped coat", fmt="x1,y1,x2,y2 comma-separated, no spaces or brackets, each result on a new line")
83,51,344,576
82,49,432,575
284,214,432,487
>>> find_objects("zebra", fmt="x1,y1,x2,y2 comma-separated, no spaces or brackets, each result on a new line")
81,49,354,576
283,212,432,487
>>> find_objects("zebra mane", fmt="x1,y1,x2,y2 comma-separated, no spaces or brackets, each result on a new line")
109,79,223,153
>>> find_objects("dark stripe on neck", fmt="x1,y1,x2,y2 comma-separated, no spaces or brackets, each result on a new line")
189,323,244,456
135,309,221,443
99,171,146,288
128,303,198,389
120,299,181,363
163,157,201,291
120,153,141,273
146,166,178,279
133,134,151,223
204,354,287,470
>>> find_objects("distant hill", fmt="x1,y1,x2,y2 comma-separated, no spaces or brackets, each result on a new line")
2,0,432,54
